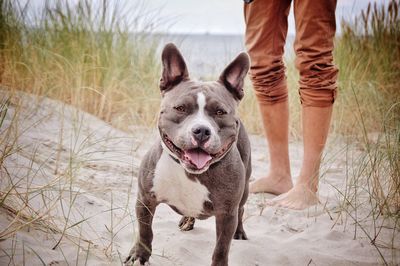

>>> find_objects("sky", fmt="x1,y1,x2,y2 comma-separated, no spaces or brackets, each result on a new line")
139,0,387,35
27,0,387,35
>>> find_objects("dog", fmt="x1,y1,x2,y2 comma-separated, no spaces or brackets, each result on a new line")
125,43,251,266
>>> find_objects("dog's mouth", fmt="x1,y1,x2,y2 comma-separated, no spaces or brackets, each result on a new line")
162,133,234,171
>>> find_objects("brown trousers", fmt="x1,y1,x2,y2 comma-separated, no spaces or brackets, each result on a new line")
244,0,338,107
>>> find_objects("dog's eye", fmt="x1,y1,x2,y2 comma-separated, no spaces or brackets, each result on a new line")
215,109,227,116
174,105,186,112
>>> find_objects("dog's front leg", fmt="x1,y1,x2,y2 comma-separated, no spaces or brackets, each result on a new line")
125,196,156,265
211,211,238,266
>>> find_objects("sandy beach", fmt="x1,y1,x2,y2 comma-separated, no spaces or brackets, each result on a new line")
0,92,398,265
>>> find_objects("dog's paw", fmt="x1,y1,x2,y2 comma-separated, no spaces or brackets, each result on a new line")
124,245,150,266
124,254,149,266
124,258,149,266
233,229,248,240
178,216,195,231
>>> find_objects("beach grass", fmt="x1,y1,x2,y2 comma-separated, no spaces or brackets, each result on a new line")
0,0,162,131
329,2,400,263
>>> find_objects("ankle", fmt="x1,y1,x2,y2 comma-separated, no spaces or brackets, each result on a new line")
267,170,292,182
298,169,319,192
296,179,318,193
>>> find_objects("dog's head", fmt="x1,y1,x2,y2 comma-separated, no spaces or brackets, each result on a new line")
158,43,249,174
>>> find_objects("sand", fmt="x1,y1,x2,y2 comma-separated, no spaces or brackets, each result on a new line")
0,92,398,265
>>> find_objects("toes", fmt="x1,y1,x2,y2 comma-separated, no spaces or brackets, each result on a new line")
139,257,149,265
179,216,195,231
276,198,297,209
266,195,284,206
124,255,133,265
125,245,150,266
124,255,138,265
234,230,248,240
278,202,296,209
266,201,277,207
266,196,283,206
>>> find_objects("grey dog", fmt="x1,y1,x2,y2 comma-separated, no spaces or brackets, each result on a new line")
125,43,251,266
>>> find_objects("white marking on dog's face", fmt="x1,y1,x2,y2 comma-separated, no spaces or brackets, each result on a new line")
197,92,206,115
151,150,211,217
183,92,217,144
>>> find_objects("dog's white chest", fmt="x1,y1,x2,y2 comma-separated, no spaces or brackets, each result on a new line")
151,151,210,217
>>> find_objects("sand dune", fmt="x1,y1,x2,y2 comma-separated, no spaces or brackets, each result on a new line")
0,92,397,265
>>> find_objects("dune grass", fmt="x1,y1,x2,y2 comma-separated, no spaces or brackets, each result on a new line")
0,0,162,131
0,0,399,264
333,0,400,134
328,2,400,263
1,0,397,136
336,0,399,211
0,92,144,264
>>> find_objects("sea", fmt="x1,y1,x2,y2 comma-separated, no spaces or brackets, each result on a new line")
150,33,295,78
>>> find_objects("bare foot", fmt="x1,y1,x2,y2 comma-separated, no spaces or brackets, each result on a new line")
267,183,319,210
249,174,293,195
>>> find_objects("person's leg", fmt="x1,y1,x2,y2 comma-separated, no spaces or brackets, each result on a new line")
269,0,338,209
244,0,293,195
251,100,292,194
269,106,332,209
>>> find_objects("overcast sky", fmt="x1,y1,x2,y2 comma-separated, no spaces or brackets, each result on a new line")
27,0,387,35
141,0,386,35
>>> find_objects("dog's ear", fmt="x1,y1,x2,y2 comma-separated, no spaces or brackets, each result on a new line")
218,52,250,101
159,43,189,93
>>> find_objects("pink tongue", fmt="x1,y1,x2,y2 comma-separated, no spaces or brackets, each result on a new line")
185,149,212,169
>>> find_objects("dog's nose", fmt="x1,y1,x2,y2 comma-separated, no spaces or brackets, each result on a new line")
192,126,211,144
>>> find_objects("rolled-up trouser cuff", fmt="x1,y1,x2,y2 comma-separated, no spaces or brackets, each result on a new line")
250,73,288,105
249,64,288,105
299,87,337,107
298,62,339,107
253,83,288,105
